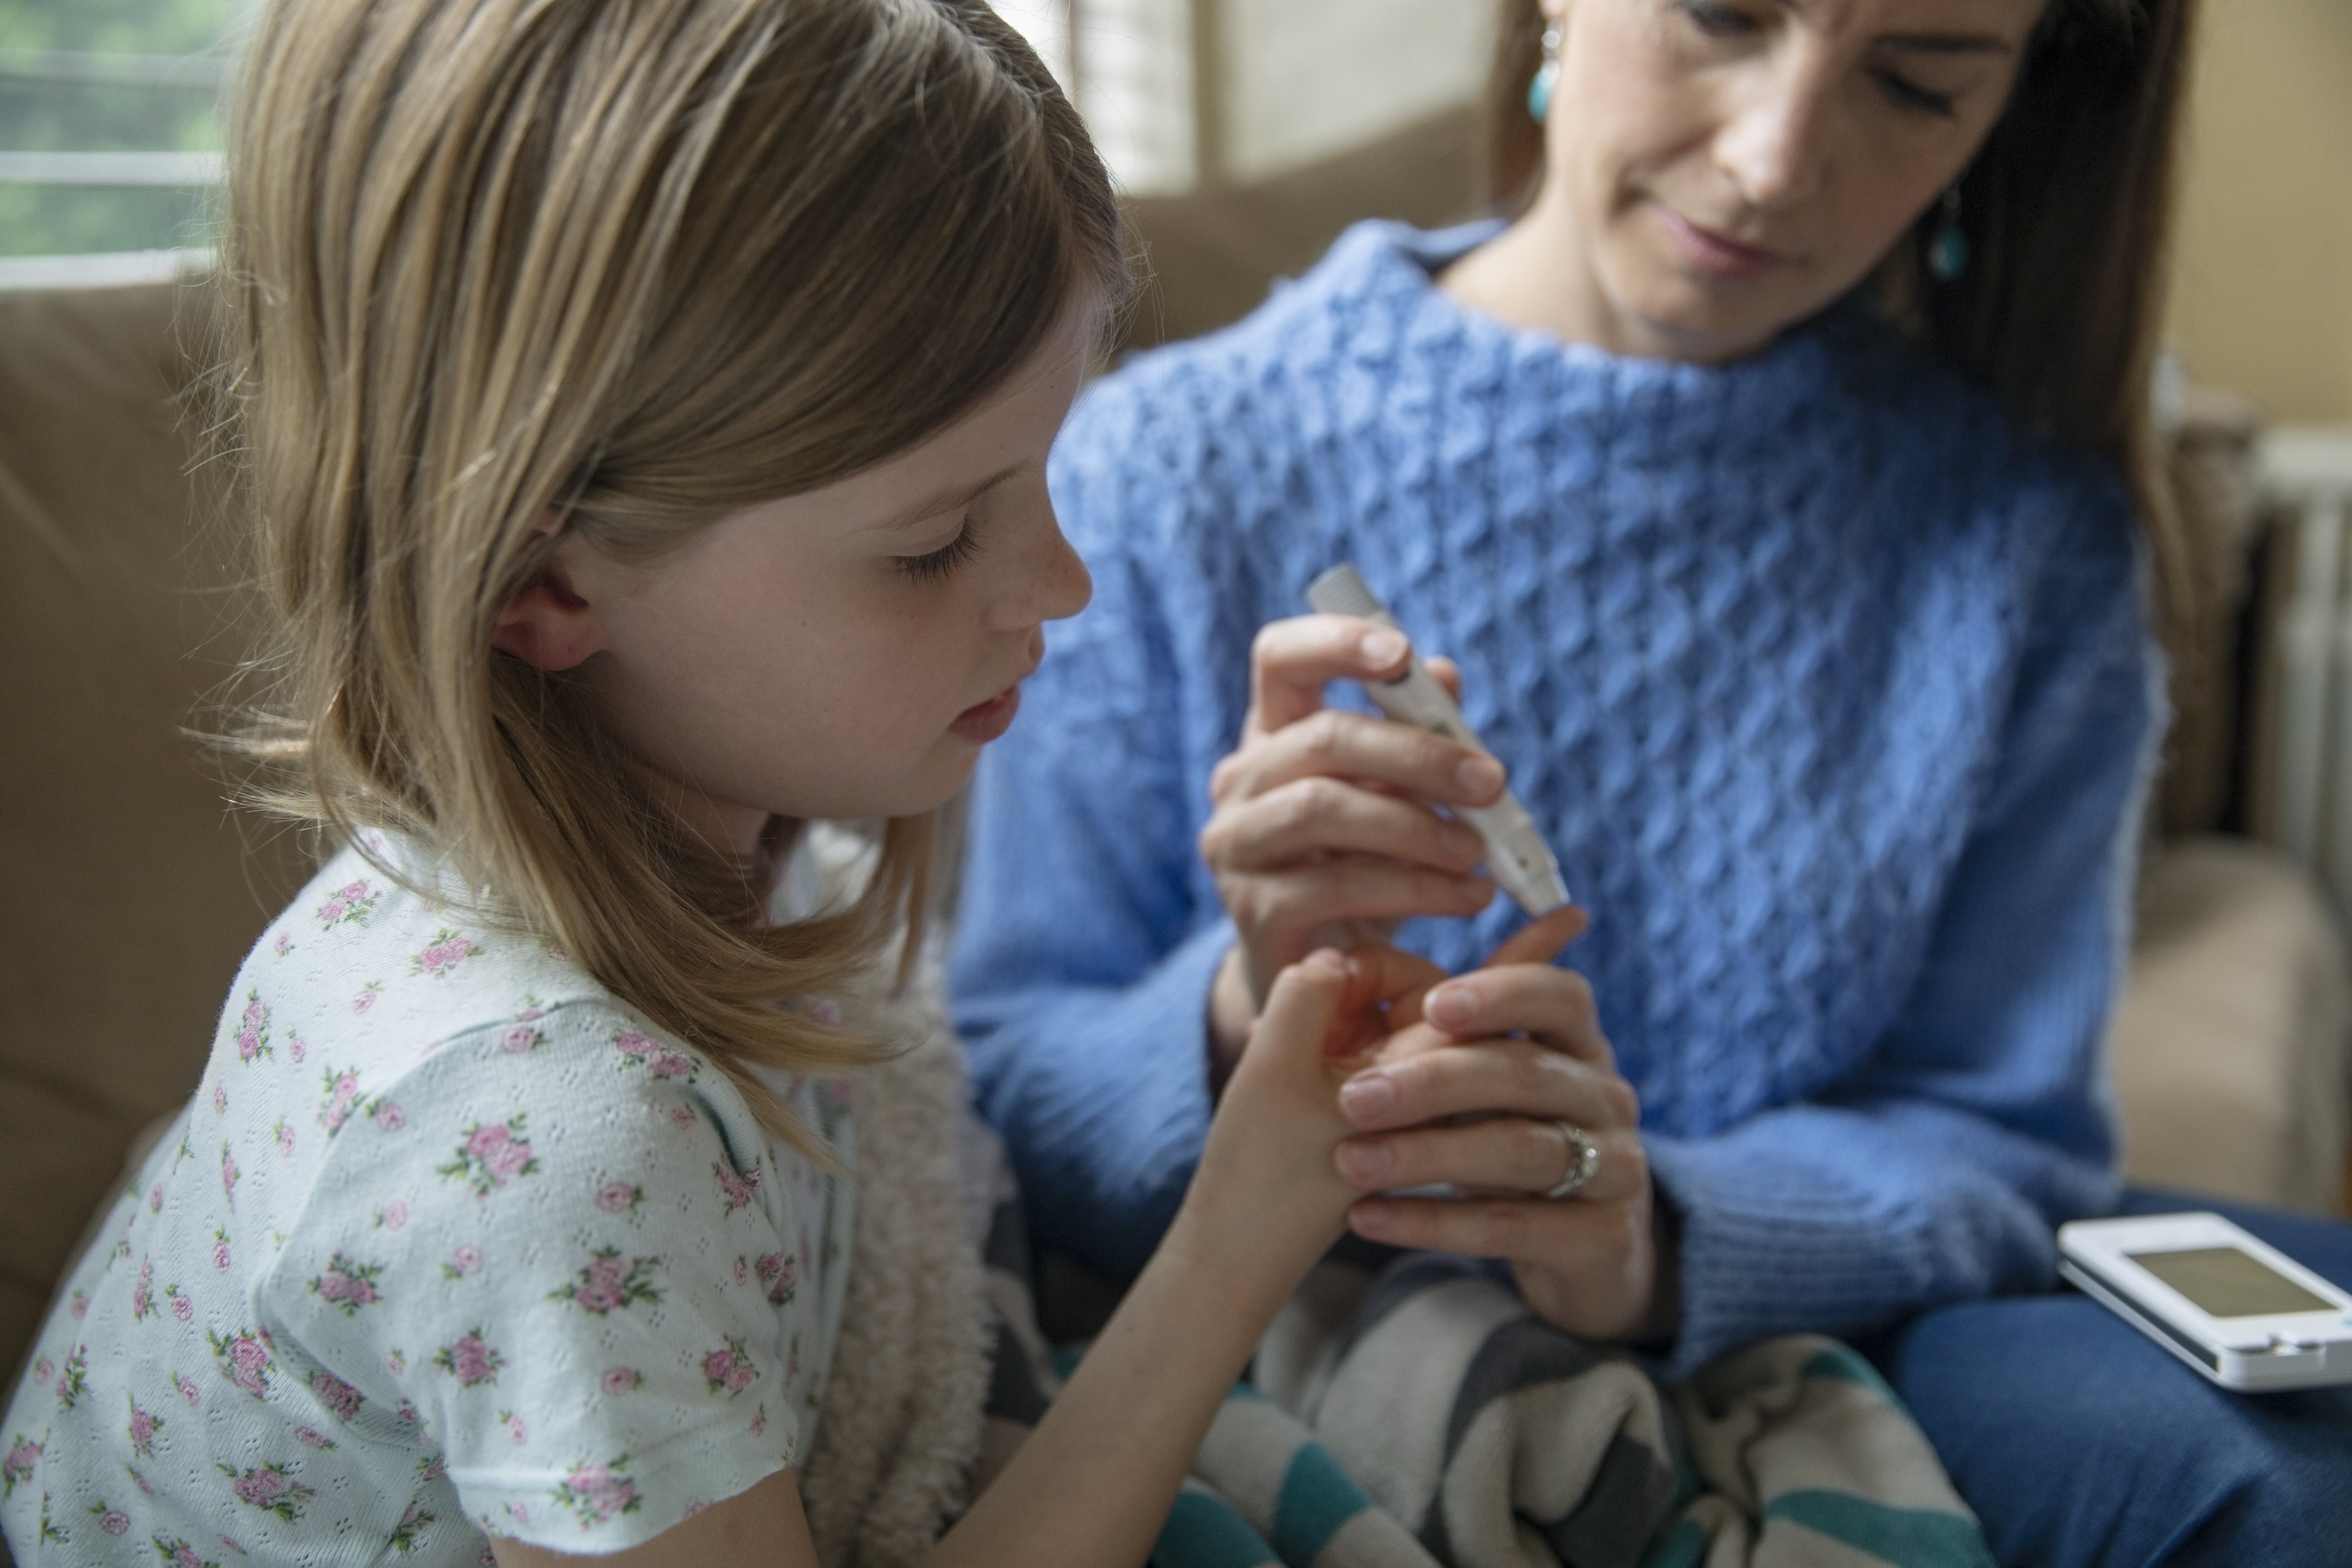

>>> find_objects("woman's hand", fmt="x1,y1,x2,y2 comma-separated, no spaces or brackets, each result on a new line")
1201,613,1510,1074
1333,909,1676,1346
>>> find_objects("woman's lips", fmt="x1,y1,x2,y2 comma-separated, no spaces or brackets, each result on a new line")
1654,204,1787,282
950,684,1022,744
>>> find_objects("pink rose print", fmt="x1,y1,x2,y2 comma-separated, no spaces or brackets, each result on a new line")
175,1374,201,1407
443,1244,484,1281
209,1329,273,1398
386,1350,407,1375
432,1330,505,1389
274,1118,296,1156
600,1368,642,1395
272,932,293,958
714,1161,762,1211
550,1247,660,1317
288,1032,307,1064
352,981,383,1013
132,1260,156,1321
318,1066,362,1134
670,1107,696,1129
750,1406,767,1438
212,1230,231,1270
373,1101,406,1132
31,1357,51,1381
131,1467,156,1496
500,1024,543,1054
310,1252,386,1316
733,1257,749,1286
92,1502,130,1535
233,993,272,1064
295,1426,335,1450
127,1401,163,1458
612,1029,698,1083
383,1199,408,1230
503,1411,527,1445
2,1435,38,1500
54,1344,88,1408
222,1460,314,1521
153,1536,216,1568
439,1115,540,1197
410,927,482,978
754,1251,797,1306
595,1181,641,1214
149,1182,164,1212
68,1289,88,1320
418,1454,448,1483
220,1144,239,1203
310,1370,365,1422
701,1338,758,1398
315,878,379,930
396,1399,422,1427
211,1084,226,1115
168,1287,193,1323
553,1457,642,1527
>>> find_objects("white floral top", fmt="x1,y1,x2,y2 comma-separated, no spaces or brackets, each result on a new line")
2,834,853,1565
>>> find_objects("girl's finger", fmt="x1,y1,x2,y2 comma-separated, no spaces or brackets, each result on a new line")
1332,1119,1643,1201
1336,1038,1637,1132
1246,947,1351,1063
1479,904,1591,969
1344,1191,1638,1262
1203,776,1486,876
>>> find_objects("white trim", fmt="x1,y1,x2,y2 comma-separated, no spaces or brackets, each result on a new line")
0,248,214,292
0,150,223,187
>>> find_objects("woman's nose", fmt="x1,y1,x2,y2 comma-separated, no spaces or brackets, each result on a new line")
1715,57,1831,212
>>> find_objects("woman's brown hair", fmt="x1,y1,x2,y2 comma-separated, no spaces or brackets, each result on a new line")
1483,0,2200,640
219,0,1126,1152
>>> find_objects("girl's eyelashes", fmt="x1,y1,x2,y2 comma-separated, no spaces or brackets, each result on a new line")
894,517,981,584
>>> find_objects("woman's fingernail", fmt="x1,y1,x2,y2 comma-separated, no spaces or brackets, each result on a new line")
1335,1142,1391,1183
1363,629,1407,666
1457,756,1505,798
1351,1201,1395,1235
1338,1073,1396,1122
1427,986,1476,1028
1301,947,1347,974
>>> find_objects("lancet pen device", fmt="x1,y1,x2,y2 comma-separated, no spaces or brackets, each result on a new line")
1305,563,1569,918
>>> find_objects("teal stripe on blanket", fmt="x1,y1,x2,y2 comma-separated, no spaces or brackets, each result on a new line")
1637,1517,1711,1568
1765,1490,1998,1568
1799,1344,1904,1407
1271,1439,1374,1565
1155,1487,1282,1568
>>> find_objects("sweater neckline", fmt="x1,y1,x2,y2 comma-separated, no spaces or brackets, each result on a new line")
1333,218,1846,396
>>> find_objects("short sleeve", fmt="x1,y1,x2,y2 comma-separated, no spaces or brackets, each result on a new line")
258,1002,805,1550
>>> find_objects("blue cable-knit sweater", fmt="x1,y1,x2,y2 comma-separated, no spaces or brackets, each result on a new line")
950,220,2160,1371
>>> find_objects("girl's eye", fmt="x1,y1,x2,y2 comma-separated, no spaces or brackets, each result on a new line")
1872,68,1958,118
1678,0,1760,38
895,519,980,584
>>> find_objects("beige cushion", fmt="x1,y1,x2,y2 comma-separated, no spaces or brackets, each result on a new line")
0,281,308,1384
2110,836,2351,1213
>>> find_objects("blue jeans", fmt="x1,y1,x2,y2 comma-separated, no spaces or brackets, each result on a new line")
1870,1191,2352,1567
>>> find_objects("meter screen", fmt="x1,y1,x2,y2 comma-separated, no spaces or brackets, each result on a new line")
2127,1246,2333,1318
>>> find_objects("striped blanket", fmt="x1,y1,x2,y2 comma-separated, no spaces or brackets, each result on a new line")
983,1227,1995,1568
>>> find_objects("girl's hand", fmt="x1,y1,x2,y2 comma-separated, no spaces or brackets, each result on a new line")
1201,614,1509,1074
1332,909,1675,1346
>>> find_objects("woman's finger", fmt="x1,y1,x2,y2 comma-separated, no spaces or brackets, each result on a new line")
1212,705,1504,812
1202,775,1486,877
1245,614,1414,733
1336,1037,1637,1132
1333,1117,1644,1201
1224,862,1497,958
1423,961,1608,1063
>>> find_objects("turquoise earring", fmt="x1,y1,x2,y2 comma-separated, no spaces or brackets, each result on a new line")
1528,21,1562,123
1928,186,1969,282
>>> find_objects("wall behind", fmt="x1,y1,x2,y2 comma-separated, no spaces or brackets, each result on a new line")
2166,0,2352,425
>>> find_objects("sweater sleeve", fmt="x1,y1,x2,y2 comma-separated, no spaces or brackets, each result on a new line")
1647,472,2157,1374
949,394,1241,1282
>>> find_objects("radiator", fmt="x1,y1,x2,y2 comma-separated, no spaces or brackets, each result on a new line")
2257,426,2352,917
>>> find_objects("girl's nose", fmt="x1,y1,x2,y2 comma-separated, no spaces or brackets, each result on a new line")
990,510,1093,630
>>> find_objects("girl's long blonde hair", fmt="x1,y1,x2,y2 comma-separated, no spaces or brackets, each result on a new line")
220,0,1125,1147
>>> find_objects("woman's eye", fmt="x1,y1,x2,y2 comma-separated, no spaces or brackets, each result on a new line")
1678,0,1760,37
895,519,981,584
1874,68,1958,118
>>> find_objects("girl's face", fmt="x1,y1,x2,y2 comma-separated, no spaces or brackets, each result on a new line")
1533,0,2043,361
498,308,1096,853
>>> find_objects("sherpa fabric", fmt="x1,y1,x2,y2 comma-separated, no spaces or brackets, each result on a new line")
953,218,2164,1375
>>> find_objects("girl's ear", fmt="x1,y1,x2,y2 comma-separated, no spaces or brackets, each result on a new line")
492,516,604,672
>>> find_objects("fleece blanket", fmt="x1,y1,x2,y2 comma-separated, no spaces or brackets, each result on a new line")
982,1222,1995,1568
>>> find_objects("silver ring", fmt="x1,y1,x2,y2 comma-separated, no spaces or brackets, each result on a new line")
1543,1121,1600,1199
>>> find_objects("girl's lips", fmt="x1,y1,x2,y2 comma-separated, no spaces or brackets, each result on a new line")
950,684,1022,744
1654,204,1787,281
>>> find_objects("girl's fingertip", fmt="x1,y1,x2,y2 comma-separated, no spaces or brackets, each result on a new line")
1299,947,1349,976
1349,1200,1395,1235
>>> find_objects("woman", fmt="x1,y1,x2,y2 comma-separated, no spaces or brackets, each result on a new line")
952,0,2352,1560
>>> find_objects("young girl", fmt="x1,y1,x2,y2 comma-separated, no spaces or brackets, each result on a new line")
0,2,1392,1563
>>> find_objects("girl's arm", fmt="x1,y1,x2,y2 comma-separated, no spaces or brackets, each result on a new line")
497,950,1373,1568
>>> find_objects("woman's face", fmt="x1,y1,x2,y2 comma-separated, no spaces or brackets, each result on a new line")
1535,0,2045,361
